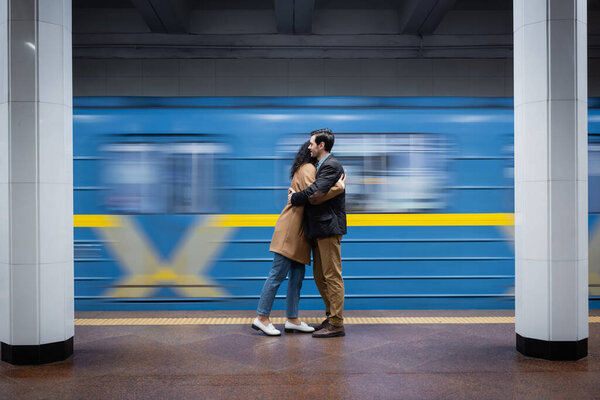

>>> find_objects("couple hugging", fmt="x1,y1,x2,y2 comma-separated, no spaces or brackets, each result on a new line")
252,128,347,338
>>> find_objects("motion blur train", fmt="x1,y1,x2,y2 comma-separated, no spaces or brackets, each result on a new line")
73,97,600,311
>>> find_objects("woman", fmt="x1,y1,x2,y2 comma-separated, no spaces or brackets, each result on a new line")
252,141,345,336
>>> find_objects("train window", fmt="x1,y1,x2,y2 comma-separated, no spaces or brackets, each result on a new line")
334,134,447,212
279,133,447,213
102,142,222,214
103,143,165,214
165,143,220,213
590,140,600,213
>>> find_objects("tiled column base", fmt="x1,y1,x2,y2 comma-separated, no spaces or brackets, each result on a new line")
516,334,587,361
1,337,73,365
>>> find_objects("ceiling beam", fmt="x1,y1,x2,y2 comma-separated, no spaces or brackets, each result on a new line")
275,0,315,34
294,0,315,34
131,0,190,34
399,0,456,35
274,0,294,34
72,33,525,58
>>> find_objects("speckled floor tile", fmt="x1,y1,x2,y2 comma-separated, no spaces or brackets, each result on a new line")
1,310,599,400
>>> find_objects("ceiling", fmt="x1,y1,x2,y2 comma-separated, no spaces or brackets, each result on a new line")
70,0,600,59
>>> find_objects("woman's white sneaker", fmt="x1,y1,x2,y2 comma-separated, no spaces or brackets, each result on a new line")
284,321,315,333
252,317,281,336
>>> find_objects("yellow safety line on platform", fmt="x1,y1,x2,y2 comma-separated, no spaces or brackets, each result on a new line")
75,316,600,326
75,213,515,228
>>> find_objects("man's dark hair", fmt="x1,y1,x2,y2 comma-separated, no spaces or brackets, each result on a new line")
310,128,334,152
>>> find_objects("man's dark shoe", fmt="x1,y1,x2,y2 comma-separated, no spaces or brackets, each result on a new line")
313,319,329,332
312,324,345,338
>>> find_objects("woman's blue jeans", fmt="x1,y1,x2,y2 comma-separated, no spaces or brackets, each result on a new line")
257,252,306,319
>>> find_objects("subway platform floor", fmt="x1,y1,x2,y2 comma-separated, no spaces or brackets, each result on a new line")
1,309,600,400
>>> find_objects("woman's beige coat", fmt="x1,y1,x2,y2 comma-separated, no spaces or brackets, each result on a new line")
269,163,344,265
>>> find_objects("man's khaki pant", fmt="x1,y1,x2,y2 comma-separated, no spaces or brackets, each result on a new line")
312,235,344,327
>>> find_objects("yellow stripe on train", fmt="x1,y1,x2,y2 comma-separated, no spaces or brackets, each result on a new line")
75,213,515,228
74,215,122,227
349,213,514,226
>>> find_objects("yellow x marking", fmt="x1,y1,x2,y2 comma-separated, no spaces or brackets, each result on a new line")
96,216,233,298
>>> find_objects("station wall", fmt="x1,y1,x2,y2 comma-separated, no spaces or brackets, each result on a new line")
70,5,600,98
73,57,600,97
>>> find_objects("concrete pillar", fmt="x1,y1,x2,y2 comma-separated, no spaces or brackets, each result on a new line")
514,0,588,360
0,0,73,364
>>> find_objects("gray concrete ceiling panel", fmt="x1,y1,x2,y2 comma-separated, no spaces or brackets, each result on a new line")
70,0,600,60
399,0,457,35
131,0,190,33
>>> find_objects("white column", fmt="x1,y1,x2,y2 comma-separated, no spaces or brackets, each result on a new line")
514,0,588,360
0,0,8,352
0,0,73,365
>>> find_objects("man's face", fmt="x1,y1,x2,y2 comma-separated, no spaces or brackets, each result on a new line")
309,135,322,159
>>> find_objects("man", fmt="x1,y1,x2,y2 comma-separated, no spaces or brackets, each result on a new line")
288,129,347,338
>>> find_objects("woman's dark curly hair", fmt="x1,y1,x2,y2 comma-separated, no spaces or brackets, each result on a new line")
290,140,314,179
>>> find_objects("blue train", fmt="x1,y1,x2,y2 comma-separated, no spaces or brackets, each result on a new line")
73,97,600,311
